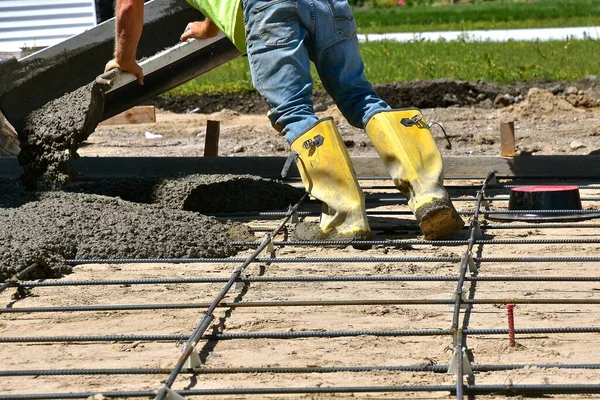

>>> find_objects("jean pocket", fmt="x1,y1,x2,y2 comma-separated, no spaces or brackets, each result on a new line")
252,0,298,47
325,0,357,39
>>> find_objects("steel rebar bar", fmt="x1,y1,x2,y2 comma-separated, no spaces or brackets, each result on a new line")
0,263,39,294
231,238,600,247
155,194,309,400
209,209,600,218
3,363,600,377
5,326,600,343
14,274,600,289
4,384,600,399
63,256,600,265
4,298,599,314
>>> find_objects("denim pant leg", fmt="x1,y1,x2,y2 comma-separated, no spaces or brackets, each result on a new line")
310,0,390,129
242,0,319,144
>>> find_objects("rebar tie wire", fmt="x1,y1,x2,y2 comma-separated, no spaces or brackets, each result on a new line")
153,193,308,400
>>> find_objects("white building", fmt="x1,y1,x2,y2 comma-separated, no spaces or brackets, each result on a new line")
0,0,97,57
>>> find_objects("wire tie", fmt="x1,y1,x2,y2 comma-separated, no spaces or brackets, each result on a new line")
428,121,452,149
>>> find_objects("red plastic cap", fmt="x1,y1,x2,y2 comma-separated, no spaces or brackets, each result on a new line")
512,185,579,193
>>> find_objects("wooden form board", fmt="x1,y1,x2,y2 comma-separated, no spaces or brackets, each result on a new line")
99,106,156,126
1,156,599,179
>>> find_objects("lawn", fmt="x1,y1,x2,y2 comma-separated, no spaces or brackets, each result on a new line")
169,37,600,96
353,0,600,32
168,0,600,96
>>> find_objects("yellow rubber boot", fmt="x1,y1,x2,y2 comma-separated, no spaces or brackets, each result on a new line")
291,117,371,241
365,109,464,239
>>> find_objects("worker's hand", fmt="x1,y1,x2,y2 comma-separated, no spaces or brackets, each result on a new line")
180,19,220,42
104,58,144,85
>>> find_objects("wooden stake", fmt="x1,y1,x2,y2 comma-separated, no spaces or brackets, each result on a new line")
99,106,156,126
204,120,220,157
500,121,516,157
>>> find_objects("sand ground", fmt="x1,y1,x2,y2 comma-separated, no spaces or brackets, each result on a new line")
2,85,600,399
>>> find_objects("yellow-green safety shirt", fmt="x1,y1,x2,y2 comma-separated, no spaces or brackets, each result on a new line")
185,0,246,52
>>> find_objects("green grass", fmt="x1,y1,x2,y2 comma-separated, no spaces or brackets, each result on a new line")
168,0,600,96
167,38,600,96
353,0,600,33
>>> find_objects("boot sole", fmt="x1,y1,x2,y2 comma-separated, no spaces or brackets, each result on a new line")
419,206,465,240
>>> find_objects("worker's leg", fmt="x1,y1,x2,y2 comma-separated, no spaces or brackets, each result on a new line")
242,0,370,240
308,0,390,129
291,118,371,240
364,109,464,239
241,0,318,143
308,1,463,239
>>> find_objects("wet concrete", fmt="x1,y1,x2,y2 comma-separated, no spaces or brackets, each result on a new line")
65,174,305,213
0,179,243,282
17,83,105,189
152,174,305,213
0,174,304,282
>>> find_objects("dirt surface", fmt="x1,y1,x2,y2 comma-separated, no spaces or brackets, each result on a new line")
2,78,600,399
85,79,600,159
1,182,600,399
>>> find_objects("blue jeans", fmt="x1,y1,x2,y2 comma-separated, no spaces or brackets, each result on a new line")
241,0,390,143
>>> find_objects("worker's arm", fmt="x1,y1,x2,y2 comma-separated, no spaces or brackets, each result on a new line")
105,0,144,84
180,19,220,42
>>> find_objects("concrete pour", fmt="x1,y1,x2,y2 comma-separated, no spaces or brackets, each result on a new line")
0,174,304,282
17,82,105,189
0,179,247,282
65,174,305,213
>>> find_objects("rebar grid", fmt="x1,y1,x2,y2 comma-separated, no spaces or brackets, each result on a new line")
2,173,600,399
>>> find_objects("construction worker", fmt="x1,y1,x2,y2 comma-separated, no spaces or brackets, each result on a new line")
106,0,464,240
